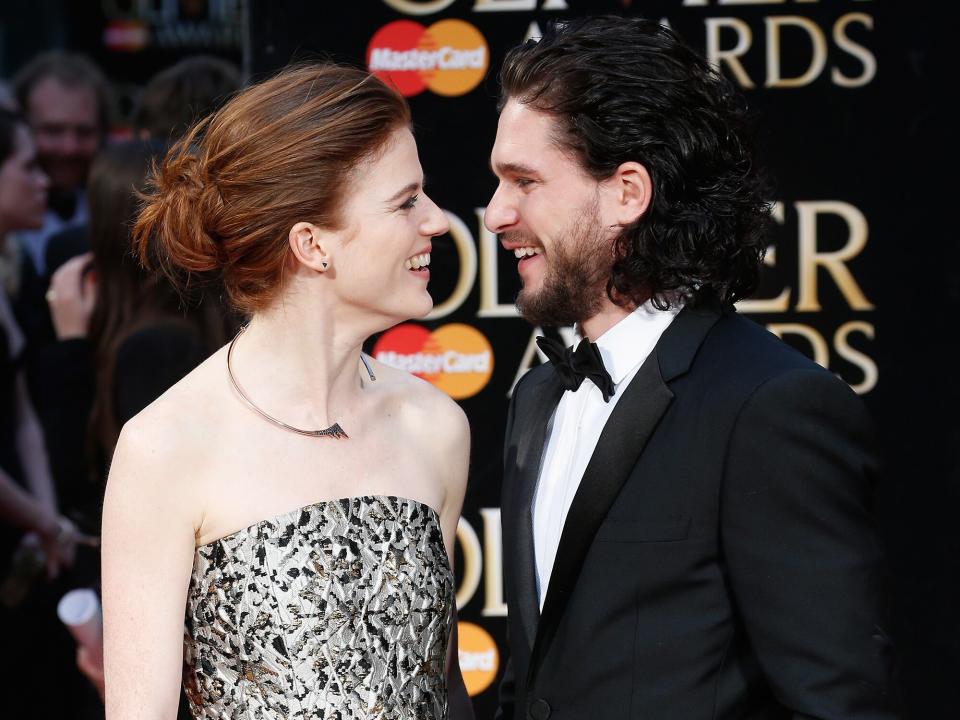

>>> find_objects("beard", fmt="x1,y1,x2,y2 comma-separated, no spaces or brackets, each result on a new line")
512,200,611,327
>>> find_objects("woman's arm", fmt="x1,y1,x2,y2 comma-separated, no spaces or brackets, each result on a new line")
101,418,198,720
0,465,58,536
14,371,57,513
1,454,82,578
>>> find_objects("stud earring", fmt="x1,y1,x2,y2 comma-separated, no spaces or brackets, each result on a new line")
322,261,328,268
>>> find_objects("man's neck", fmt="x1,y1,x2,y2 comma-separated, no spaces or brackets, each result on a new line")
578,299,636,342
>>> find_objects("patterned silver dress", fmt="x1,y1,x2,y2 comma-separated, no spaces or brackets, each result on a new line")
183,495,454,719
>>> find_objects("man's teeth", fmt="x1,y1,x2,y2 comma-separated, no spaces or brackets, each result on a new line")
513,247,542,258
404,253,431,270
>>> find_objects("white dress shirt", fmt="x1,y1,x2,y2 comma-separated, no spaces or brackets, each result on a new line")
532,301,681,608
14,192,87,275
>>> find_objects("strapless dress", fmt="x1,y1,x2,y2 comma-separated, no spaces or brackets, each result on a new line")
182,495,454,719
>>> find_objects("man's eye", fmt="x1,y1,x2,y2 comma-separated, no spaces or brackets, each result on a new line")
399,194,419,210
515,178,533,188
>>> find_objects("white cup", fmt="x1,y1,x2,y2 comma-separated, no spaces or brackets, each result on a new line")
57,588,103,664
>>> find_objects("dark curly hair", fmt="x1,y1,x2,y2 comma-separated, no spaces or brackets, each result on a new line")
499,16,771,309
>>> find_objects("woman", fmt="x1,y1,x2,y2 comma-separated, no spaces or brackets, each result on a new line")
43,142,224,711
0,107,81,580
44,140,222,497
102,64,471,719
1,106,96,717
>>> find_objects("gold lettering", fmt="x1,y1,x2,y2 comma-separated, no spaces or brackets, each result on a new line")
737,201,792,313
832,13,876,88
480,508,507,616
427,210,478,320
796,201,873,311
456,517,482,609
706,18,756,89
766,16,827,88
476,208,520,318
834,321,877,394
474,0,568,11
508,327,545,398
524,20,543,42
381,0,456,15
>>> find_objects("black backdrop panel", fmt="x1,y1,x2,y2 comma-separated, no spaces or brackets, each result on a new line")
249,2,956,717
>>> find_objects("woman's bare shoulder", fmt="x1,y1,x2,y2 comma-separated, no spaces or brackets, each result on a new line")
366,356,470,477
366,355,467,427
113,345,231,476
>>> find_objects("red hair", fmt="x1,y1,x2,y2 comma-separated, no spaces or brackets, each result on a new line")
133,63,411,314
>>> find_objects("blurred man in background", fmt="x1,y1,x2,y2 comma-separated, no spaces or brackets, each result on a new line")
12,51,110,278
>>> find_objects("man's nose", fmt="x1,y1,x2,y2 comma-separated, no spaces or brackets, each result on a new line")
483,184,518,234
60,130,81,155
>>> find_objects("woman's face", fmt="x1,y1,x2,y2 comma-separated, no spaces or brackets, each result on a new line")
330,127,449,324
0,124,49,232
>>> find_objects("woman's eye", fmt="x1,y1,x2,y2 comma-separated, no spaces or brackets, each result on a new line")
399,194,419,210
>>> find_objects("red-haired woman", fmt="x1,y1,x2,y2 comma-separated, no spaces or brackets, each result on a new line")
101,65,471,719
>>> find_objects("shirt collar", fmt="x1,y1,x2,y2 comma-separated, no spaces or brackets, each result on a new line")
580,301,682,386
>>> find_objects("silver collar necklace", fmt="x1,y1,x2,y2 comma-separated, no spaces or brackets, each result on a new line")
226,325,375,439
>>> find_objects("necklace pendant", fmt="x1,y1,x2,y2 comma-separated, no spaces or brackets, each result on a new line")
227,326,357,440
311,423,349,439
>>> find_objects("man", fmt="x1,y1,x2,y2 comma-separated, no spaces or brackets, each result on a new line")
12,51,110,277
487,17,898,720
132,54,241,142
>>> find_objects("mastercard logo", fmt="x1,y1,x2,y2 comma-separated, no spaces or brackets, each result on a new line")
367,19,489,97
457,621,499,697
103,20,150,52
372,323,494,399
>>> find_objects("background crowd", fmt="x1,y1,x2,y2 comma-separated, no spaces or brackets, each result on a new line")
0,50,242,718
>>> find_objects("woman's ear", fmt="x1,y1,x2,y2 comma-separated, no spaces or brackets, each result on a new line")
288,222,331,272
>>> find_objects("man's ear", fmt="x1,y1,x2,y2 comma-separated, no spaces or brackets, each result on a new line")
604,161,652,226
288,222,331,272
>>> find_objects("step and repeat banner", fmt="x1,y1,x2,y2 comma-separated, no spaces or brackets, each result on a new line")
248,2,952,716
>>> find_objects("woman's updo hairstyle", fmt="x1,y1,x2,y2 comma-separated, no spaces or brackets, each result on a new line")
133,63,411,314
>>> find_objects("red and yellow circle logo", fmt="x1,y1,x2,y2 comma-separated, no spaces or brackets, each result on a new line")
372,323,494,399
457,621,499,697
367,19,489,97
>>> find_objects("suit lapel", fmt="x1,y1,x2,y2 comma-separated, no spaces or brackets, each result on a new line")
507,369,564,651
526,303,724,682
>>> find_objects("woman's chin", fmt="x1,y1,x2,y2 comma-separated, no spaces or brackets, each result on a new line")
385,293,433,324
411,295,434,319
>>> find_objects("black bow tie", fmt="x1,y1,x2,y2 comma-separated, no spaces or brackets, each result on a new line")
536,336,615,402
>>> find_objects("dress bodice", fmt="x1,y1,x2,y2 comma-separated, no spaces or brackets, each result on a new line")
183,495,454,719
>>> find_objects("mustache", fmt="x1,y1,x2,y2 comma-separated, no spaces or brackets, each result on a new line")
501,230,542,249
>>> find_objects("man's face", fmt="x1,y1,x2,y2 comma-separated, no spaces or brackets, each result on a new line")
485,99,616,327
25,77,100,193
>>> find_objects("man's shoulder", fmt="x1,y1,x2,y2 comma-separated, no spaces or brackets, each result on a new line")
696,310,865,416
705,309,830,380
512,361,554,400
45,224,89,275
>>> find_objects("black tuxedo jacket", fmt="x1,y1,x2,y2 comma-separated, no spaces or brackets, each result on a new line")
498,304,899,720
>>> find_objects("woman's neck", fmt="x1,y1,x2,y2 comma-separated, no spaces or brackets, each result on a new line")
230,300,372,429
